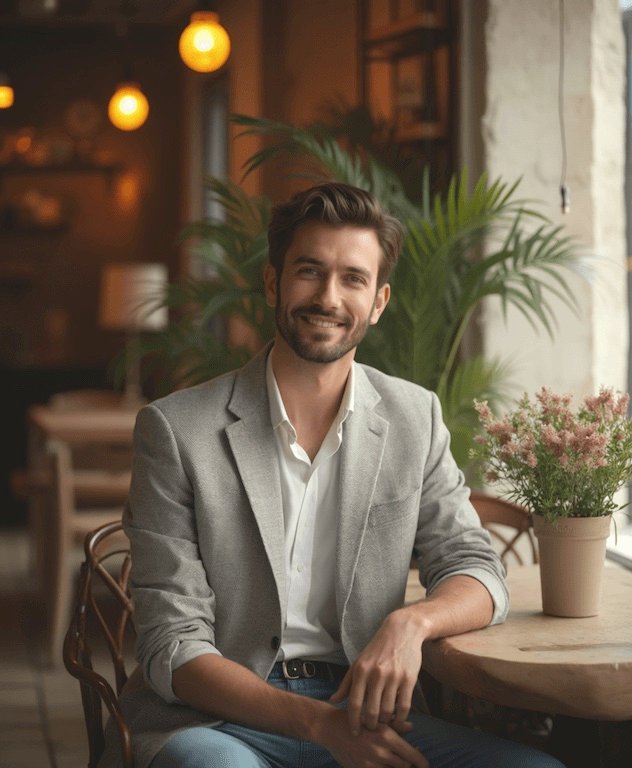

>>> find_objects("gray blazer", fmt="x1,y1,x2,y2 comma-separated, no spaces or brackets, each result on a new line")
102,345,508,768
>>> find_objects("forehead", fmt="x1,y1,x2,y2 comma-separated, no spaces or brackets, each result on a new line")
285,221,381,273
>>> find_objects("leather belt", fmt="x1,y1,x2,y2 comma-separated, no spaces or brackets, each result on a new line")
274,659,348,682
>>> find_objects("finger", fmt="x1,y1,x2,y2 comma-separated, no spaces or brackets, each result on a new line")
329,668,353,703
390,719,413,735
391,679,415,731
378,727,429,768
377,679,399,725
392,739,429,768
346,669,368,735
362,670,388,731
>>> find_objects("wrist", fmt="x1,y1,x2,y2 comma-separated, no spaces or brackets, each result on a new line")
292,696,336,744
389,603,434,642
301,700,339,744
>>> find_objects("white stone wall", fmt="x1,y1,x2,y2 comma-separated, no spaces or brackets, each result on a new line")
482,0,628,400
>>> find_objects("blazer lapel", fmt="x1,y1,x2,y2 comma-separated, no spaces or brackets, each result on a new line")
225,345,287,617
335,364,389,622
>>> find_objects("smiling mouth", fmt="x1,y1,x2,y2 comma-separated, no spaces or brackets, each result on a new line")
302,316,344,329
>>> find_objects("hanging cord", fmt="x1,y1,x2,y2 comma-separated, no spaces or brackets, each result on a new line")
559,0,570,213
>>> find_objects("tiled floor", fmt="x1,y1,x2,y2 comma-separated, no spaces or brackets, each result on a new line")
0,527,88,768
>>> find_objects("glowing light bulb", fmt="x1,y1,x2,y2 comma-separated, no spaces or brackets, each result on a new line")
0,72,13,109
108,82,149,131
0,85,14,108
179,11,231,73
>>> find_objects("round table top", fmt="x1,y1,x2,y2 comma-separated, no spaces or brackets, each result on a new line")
420,564,632,720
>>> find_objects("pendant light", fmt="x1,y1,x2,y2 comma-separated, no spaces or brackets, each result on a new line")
108,7,149,133
0,72,14,109
179,10,231,73
108,81,149,131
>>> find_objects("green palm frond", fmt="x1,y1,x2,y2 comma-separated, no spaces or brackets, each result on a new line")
232,114,418,221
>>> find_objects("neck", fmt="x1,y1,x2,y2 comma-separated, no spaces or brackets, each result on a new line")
269,337,353,457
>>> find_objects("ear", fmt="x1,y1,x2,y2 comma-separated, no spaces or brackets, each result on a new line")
264,264,277,307
369,283,390,325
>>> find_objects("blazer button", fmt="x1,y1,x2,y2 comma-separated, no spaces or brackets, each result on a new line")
271,636,280,650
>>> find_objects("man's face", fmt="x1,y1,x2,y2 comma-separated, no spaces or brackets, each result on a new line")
264,222,390,364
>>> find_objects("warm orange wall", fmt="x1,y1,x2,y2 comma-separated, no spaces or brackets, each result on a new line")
281,0,359,127
213,0,360,202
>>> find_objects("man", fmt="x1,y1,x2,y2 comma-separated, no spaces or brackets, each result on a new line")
114,183,564,768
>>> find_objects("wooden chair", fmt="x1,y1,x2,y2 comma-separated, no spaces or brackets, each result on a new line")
47,440,125,665
63,520,134,768
469,491,538,566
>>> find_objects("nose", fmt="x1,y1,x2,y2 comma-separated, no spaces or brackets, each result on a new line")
314,276,340,310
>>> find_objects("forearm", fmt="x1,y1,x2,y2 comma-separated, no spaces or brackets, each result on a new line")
172,654,330,741
401,574,494,642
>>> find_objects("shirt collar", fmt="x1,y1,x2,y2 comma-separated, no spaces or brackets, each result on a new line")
266,349,355,436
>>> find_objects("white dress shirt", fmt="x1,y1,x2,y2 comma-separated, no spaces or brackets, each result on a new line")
266,353,353,664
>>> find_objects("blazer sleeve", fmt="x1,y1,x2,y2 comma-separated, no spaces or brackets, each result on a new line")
124,403,220,704
415,392,509,624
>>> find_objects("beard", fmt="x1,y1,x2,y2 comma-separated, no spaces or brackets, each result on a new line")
275,302,372,363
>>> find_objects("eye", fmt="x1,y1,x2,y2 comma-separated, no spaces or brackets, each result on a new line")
345,273,367,286
297,266,320,277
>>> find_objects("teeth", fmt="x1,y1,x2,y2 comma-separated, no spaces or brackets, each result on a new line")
304,317,340,328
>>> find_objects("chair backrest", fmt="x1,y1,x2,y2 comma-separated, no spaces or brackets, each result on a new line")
470,491,538,566
63,520,134,768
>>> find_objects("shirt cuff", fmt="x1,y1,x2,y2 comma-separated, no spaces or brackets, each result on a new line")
430,567,509,626
463,567,509,625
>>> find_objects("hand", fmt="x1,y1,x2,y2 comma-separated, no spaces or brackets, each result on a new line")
313,707,428,768
330,608,423,735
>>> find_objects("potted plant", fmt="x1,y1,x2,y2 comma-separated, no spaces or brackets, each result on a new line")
473,387,632,616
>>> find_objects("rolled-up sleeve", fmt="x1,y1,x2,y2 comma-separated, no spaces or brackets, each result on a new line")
415,393,509,624
124,404,220,703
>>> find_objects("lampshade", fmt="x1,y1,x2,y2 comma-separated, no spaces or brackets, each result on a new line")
108,82,149,131
99,263,168,332
0,72,14,109
178,11,231,73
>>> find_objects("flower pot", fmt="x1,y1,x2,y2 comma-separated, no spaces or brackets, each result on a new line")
532,514,612,617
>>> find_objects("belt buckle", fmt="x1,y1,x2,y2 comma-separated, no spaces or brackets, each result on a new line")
282,660,301,679
302,661,316,678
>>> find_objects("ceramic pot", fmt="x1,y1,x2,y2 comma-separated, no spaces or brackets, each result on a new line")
532,513,612,617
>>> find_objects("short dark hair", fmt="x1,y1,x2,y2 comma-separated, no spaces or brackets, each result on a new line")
267,182,403,287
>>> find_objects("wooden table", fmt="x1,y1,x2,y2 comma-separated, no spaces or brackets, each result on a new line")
28,404,138,446
412,564,632,721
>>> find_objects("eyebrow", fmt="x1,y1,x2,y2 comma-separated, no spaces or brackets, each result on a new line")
293,255,372,280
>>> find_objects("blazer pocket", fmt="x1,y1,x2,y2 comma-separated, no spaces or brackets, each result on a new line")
367,487,421,529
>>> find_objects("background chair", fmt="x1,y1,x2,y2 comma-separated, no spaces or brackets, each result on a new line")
12,387,132,514
64,520,134,768
469,491,538,566
47,388,134,491
46,440,126,665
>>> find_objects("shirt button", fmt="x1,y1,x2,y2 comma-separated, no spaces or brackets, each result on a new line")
297,564,304,573
271,636,280,650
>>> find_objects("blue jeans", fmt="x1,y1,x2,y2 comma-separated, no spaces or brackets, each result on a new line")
151,668,565,768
